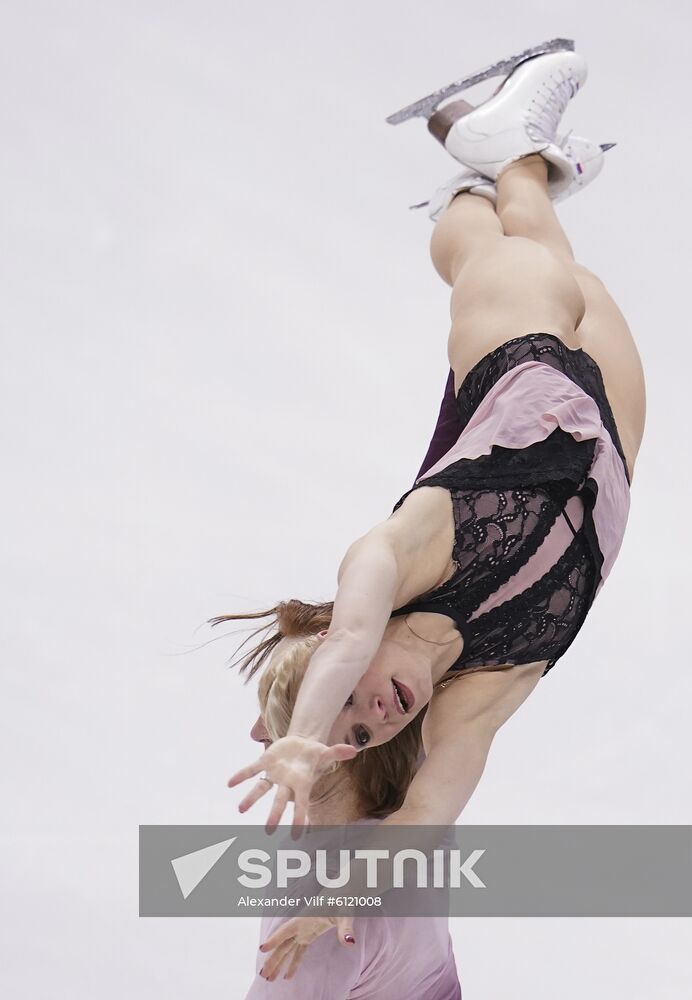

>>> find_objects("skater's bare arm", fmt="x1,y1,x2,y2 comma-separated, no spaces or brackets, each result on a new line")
287,529,401,742
388,662,545,825
228,528,402,831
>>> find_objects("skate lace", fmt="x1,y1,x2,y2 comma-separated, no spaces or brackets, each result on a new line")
525,72,578,143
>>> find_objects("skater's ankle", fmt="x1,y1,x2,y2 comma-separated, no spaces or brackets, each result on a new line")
499,153,548,180
496,155,549,197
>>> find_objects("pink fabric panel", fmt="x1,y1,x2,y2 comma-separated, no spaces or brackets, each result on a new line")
247,914,461,999
245,819,462,999
587,432,631,593
417,362,630,586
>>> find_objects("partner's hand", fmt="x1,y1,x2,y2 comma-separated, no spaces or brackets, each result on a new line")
227,735,357,832
258,916,356,981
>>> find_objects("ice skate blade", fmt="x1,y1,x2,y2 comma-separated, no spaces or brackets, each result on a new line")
386,37,575,125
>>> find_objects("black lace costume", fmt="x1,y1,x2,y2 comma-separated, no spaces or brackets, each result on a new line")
389,334,631,677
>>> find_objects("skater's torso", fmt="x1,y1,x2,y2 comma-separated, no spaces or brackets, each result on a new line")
382,324,643,626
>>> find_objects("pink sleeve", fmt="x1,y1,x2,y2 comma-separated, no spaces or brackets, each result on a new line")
243,917,365,1000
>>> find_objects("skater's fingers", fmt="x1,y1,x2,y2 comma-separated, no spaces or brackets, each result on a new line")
321,743,357,767
260,939,294,981
291,792,311,834
227,757,265,788
238,778,274,814
260,918,300,953
266,785,292,834
337,916,356,946
283,944,308,980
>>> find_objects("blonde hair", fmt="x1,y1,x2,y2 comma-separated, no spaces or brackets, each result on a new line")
211,599,424,817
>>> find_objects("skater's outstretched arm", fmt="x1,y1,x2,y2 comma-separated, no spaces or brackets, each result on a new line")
228,526,404,831
287,529,400,741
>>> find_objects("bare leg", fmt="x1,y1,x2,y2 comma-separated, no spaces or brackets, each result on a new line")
492,155,646,472
493,154,634,343
420,166,584,469
429,172,587,387
496,155,575,262
429,191,504,287
494,155,635,341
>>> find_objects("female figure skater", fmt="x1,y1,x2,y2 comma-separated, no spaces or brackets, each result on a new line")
244,614,461,997
223,47,646,840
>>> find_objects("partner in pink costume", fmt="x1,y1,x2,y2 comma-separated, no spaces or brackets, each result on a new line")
244,713,461,999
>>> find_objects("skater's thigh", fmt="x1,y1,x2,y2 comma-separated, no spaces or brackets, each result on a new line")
571,264,641,388
447,237,585,387
570,263,625,332
570,263,646,473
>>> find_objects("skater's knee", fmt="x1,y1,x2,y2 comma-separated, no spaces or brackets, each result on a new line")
500,201,575,262
429,225,456,285
430,196,504,286
498,199,541,240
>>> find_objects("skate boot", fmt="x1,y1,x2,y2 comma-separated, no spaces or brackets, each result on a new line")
409,169,497,219
418,134,612,222
553,134,613,203
428,50,587,193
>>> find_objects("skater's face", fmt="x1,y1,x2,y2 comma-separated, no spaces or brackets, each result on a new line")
249,714,272,748
262,632,432,751
325,636,433,750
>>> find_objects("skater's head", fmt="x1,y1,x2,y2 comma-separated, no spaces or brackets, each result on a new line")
214,599,436,752
219,600,423,816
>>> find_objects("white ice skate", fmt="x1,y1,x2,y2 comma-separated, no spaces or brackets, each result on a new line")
388,40,586,195
437,50,587,188
413,170,497,219
417,134,613,222
553,134,614,203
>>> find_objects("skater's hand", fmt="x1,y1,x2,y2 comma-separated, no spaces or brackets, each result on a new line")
227,735,357,833
258,915,357,981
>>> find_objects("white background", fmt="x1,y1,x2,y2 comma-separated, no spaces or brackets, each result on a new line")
2,1,690,997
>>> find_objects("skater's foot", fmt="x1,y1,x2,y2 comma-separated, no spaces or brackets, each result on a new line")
498,152,547,179
412,168,496,219
420,133,611,222
552,134,612,203
433,50,587,194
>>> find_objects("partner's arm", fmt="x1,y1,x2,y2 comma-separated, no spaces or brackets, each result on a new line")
245,915,361,997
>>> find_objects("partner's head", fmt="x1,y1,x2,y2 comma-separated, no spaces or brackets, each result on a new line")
221,599,425,817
